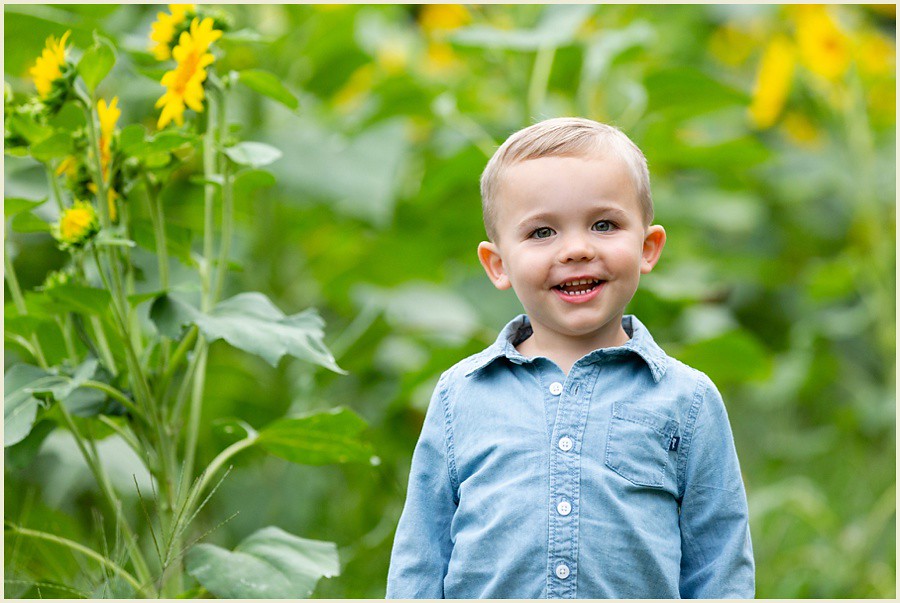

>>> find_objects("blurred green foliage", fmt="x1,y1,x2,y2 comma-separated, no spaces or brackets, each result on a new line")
5,4,895,598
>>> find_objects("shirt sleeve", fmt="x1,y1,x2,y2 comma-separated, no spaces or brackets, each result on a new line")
679,375,755,599
386,376,458,599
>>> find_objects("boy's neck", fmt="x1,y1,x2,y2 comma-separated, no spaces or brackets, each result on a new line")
515,320,631,375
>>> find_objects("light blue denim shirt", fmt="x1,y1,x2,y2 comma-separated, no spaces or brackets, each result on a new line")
386,314,754,599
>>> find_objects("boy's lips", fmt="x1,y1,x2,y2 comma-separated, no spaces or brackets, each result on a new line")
552,277,605,304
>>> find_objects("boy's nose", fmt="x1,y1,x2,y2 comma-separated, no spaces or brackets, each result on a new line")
558,233,596,263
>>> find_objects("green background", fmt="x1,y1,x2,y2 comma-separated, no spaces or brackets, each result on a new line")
5,4,895,598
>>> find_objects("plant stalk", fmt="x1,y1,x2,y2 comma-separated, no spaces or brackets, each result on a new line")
4,238,49,368
56,403,154,591
6,524,150,597
89,315,118,377
527,44,556,119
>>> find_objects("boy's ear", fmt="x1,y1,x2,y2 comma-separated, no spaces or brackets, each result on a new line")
640,225,666,274
477,241,512,290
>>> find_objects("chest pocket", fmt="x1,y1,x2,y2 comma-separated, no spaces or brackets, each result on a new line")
605,402,679,489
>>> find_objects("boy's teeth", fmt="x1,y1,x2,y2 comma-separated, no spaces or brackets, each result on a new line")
556,279,602,295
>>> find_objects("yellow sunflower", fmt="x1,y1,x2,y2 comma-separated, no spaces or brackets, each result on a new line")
97,97,120,178
749,35,796,129
97,97,121,220
29,30,71,98
54,200,100,250
154,17,222,129
149,4,195,61
419,4,470,34
792,5,851,80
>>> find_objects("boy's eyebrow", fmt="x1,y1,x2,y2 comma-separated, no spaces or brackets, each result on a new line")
516,205,632,229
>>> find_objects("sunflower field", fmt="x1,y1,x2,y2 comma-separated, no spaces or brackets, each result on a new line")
4,4,896,599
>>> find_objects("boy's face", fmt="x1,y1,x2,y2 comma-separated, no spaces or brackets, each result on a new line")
478,154,665,350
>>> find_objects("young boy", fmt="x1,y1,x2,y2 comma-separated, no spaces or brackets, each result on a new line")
386,117,755,598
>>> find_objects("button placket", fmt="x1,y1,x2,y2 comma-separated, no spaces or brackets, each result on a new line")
546,368,594,598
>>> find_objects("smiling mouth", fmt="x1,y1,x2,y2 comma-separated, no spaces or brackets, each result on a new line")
553,278,605,297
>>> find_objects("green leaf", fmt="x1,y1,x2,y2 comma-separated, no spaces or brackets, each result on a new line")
9,114,53,144
674,330,772,385
4,196,47,219
4,364,64,447
271,118,410,227
185,526,339,598
46,285,112,316
141,130,196,157
213,417,258,446
4,314,48,340
357,282,479,345
30,131,73,162
77,33,116,93
149,294,201,339
127,290,167,308
233,169,276,202
257,407,373,465
11,211,51,233
5,419,56,470
119,123,147,155
224,142,283,169
237,69,299,110
46,358,98,403
193,292,345,372
131,220,195,266
451,4,594,50
645,67,748,118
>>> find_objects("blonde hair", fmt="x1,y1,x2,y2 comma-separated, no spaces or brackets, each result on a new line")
479,117,653,241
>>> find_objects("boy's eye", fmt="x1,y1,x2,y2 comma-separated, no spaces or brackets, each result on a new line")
530,227,555,239
592,220,616,233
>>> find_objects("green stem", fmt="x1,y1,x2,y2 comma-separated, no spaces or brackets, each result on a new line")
47,165,66,212
6,524,149,597
168,334,203,426
4,238,49,368
90,245,174,534
119,203,141,357
56,315,79,365
179,339,208,509
202,92,218,313
97,415,144,457
81,380,143,418
177,434,257,539
76,87,110,229
527,45,556,119
212,84,230,304
160,325,199,400
91,247,154,415
89,315,118,377
4,243,28,314
143,177,170,291
56,403,154,591
71,260,118,377
212,161,233,303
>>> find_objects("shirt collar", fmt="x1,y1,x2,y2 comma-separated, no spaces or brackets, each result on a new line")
464,314,669,382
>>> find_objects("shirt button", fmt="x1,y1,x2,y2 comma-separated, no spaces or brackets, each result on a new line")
557,500,572,516
558,436,573,452
555,564,570,579
549,382,563,395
